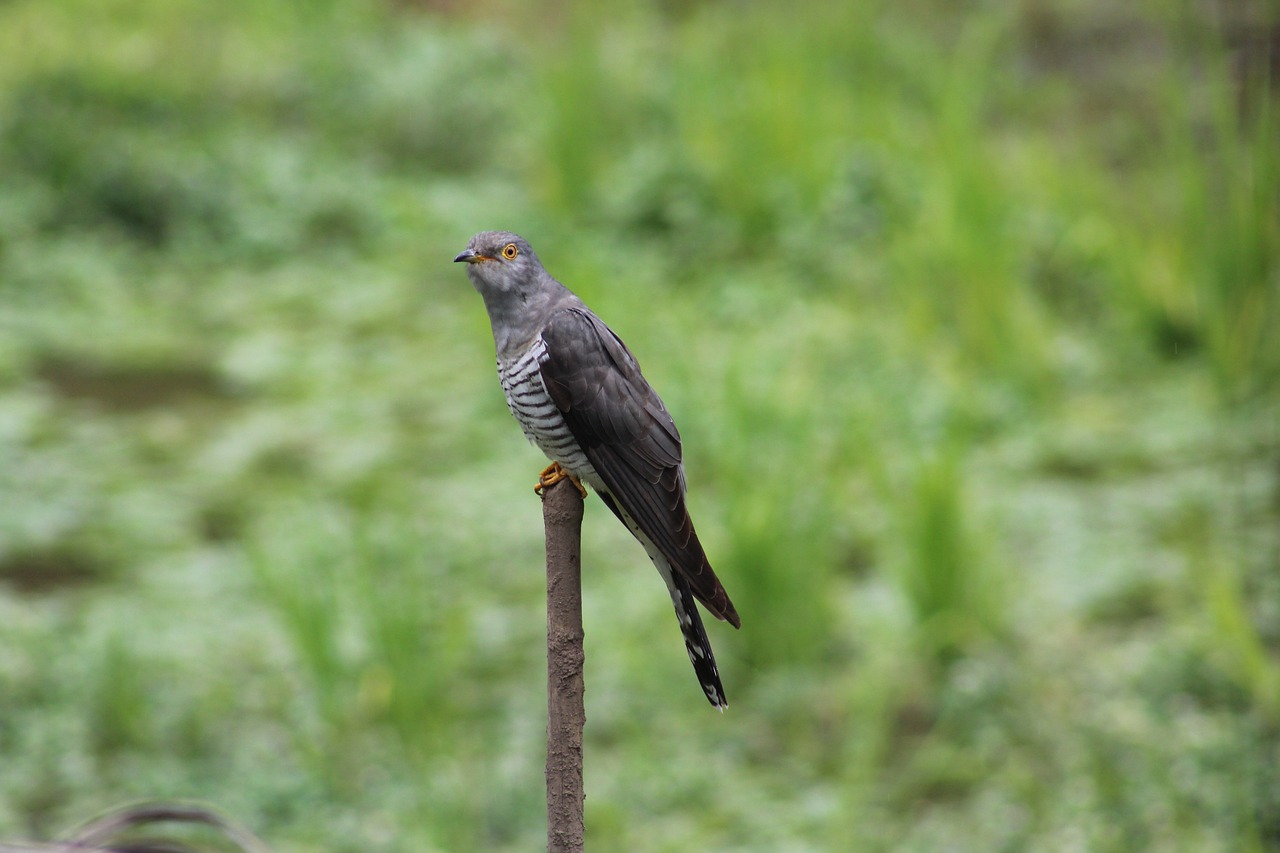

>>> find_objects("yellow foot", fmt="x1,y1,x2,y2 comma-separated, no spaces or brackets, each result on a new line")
535,462,587,500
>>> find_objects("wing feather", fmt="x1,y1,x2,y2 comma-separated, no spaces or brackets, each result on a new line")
540,307,740,627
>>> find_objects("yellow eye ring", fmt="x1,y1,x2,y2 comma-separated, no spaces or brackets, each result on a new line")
502,243,519,260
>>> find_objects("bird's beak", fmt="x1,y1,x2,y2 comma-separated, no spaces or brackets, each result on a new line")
453,248,490,264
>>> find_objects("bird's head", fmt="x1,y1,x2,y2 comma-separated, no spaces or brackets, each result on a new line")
453,231,542,296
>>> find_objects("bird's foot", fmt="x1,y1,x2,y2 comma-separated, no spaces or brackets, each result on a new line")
535,462,587,500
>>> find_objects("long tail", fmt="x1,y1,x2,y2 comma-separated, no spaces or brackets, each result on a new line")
597,490,729,709
659,559,728,709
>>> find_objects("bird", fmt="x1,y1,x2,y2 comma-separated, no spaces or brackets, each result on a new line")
455,230,740,709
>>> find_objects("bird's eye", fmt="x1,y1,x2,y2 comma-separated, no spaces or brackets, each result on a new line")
502,243,519,260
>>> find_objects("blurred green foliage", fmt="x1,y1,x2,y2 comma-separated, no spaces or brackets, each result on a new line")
0,0,1277,850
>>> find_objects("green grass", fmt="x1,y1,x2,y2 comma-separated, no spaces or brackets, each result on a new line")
0,0,1277,850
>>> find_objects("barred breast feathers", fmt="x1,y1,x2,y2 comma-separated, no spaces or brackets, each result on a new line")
498,337,594,477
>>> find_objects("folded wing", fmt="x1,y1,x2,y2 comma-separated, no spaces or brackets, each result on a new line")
539,307,740,628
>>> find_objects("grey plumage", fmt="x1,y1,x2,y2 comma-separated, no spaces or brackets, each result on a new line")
455,230,740,709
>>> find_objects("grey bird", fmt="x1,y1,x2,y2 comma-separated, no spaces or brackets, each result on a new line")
455,230,740,709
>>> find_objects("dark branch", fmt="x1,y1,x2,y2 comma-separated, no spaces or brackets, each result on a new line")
0,802,272,853
542,477,585,853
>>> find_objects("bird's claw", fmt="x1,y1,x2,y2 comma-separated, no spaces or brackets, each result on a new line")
535,462,587,500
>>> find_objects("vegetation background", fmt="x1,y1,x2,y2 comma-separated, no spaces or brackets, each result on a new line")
0,0,1277,850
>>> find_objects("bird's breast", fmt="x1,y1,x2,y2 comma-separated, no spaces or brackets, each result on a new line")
497,338,596,479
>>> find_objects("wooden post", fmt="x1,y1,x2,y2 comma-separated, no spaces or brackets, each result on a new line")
541,478,586,853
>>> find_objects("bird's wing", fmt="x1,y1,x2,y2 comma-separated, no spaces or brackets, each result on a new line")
539,306,739,627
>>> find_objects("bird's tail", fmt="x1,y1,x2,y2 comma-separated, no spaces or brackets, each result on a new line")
656,556,728,710
595,490,730,709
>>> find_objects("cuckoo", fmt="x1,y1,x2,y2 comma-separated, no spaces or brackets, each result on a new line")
455,231,740,709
